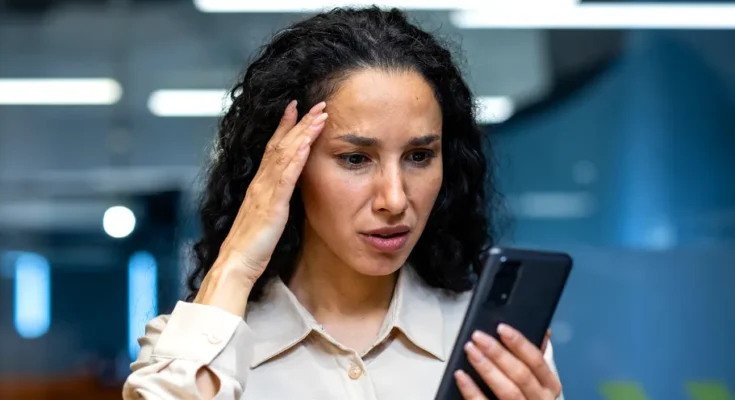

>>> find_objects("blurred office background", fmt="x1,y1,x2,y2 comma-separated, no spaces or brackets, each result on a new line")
0,0,734,399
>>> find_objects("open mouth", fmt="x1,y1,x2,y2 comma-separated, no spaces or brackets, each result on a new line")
360,227,411,253
369,232,408,239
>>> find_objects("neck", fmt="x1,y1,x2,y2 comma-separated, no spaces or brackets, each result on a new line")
288,229,398,322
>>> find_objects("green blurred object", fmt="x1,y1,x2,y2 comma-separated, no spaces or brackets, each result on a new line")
686,382,734,400
599,381,650,400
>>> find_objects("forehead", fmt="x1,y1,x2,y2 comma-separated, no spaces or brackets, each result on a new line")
323,68,442,140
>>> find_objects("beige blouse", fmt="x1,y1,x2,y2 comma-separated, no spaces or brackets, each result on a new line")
123,266,564,399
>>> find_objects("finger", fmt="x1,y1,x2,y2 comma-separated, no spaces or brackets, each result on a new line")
454,370,488,400
269,100,299,143
278,101,326,147
464,342,525,400
264,110,326,179
272,128,322,199
497,324,561,395
263,102,325,164
260,100,298,165
472,331,545,400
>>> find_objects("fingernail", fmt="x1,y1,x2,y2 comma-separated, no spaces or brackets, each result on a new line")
472,330,494,350
464,342,482,361
311,113,328,126
497,323,516,340
309,101,326,115
454,370,470,386
287,100,297,111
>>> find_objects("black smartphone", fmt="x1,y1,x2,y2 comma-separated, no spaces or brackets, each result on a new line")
435,246,573,400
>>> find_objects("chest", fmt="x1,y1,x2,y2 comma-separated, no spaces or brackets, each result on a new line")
242,336,448,400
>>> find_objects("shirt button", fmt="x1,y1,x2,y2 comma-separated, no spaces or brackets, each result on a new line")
206,333,223,345
347,363,363,380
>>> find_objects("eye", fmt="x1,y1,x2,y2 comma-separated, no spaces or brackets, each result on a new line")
410,151,428,162
338,153,371,169
346,154,367,164
406,150,436,165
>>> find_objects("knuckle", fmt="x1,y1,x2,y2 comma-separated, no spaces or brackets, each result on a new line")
476,361,495,378
275,154,288,166
246,183,262,197
509,367,533,387
474,361,490,375
299,114,314,126
264,142,285,157
551,382,563,397
529,353,548,371
483,342,501,357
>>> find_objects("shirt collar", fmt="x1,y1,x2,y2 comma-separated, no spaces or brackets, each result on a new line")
245,265,446,368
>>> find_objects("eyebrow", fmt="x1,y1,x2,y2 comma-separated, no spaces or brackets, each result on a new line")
409,134,441,146
335,134,441,147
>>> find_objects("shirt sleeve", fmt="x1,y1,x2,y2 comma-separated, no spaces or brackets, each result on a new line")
543,341,565,400
122,301,256,400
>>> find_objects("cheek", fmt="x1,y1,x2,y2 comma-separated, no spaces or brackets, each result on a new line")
412,165,443,214
300,158,362,221
420,175,443,207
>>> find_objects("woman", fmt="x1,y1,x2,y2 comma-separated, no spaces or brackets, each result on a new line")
123,6,564,400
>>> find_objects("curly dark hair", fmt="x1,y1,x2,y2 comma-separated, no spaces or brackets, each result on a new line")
187,6,499,302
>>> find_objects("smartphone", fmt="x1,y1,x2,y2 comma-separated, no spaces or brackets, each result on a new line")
434,246,573,400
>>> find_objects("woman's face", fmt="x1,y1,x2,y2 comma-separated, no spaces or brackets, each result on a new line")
299,68,443,276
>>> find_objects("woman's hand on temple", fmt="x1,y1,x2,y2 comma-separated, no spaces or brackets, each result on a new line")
455,326,562,400
193,100,328,316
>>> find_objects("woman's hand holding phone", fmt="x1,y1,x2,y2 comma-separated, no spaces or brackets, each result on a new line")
454,326,561,400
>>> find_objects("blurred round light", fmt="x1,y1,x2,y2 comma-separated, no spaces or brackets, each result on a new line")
103,206,136,238
572,160,598,185
550,321,573,344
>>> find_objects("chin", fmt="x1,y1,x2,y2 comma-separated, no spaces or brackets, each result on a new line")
349,254,410,277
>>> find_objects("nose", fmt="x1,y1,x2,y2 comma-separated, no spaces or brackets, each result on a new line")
372,163,408,216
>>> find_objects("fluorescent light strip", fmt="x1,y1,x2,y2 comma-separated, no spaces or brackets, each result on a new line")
512,191,595,219
149,89,514,123
194,0,480,13
195,0,734,28
147,89,230,117
452,3,735,29
0,78,122,105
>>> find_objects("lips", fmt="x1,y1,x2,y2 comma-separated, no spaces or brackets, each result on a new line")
360,225,410,253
